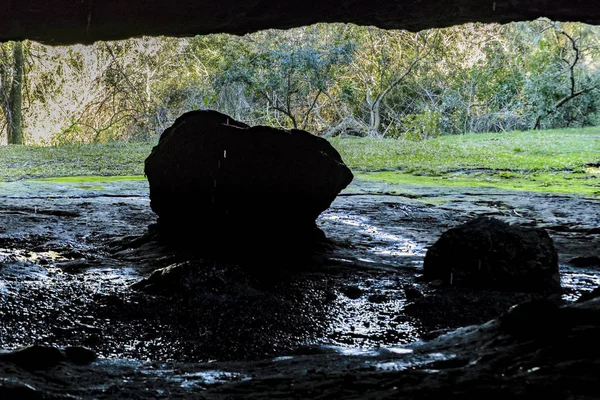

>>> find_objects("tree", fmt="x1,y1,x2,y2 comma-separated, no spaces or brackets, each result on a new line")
1,20,600,145
214,25,354,130
529,21,600,129
28,36,190,144
342,26,439,136
0,41,24,144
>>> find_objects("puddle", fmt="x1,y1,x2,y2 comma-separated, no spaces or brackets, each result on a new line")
386,347,414,355
0,248,66,264
96,358,251,391
371,352,453,371
560,264,600,301
272,355,294,362
175,370,251,388
326,276,422,348
325,346,381,356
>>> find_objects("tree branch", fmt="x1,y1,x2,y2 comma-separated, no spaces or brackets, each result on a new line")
533,28,596,129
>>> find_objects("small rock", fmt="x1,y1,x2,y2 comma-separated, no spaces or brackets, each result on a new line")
367,294,388,304
569,256,600,268
83,333,101,345
577,286,600,302
0,345,66,370
64,346,97,365
341,286,363,299
56,259,100,273
423,217,560,293
404,286,424,302
75,321,102,334
499,299,568,339
324,289,337,302
393,315,410,323
131,262,194,294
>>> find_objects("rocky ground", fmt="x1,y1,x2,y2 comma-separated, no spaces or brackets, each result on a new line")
0,178,599,398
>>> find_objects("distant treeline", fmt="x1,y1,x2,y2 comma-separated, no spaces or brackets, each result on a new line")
1,19,599,144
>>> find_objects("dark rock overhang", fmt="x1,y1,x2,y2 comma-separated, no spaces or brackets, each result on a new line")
2,1,600,45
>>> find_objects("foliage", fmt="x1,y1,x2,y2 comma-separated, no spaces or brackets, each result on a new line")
213,26,355,129
398,110,442,140
1,20,600,144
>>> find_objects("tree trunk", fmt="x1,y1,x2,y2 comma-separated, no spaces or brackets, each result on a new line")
366,90,381,135
8,41,23,145
369,98,381,135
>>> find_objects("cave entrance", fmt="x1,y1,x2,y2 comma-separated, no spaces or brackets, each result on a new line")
0,18,599,398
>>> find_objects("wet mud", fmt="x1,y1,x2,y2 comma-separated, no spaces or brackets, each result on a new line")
0,178,599,398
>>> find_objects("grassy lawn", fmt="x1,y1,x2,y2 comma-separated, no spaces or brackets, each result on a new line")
0,127,598,196
330,127,600,197
0,142,153,181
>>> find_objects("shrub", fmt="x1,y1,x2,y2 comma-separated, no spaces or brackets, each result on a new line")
400,110,442,140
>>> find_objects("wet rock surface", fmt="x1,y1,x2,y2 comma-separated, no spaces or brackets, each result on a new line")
144,110,353,250
0,178,599,398
1,298,599,399
423,216,560,292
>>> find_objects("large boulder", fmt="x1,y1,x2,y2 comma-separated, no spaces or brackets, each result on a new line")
144,110,353,246
423,217,560,293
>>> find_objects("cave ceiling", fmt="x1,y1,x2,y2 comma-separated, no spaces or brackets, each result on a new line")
2,1,600,45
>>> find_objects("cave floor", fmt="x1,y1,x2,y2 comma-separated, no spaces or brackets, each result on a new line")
0,178,599,398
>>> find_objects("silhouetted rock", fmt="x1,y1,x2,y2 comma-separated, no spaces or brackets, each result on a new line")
341,285,363,299
499,299,567,339
64,346,97,365
568,255,600,268
4,1,600,45
144,110,353,249
577,286,600,302
423,217,560,293
0,345,66,370
0,345,96,370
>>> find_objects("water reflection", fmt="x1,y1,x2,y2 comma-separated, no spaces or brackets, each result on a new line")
322,213,425,258
560,264,600,301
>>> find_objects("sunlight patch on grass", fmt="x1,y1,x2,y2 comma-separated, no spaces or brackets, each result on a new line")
357,171,600,197
585,167,600,175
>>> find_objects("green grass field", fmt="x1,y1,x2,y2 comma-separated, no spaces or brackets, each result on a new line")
0,127,598,196
330,127,600,197
0,142,152,181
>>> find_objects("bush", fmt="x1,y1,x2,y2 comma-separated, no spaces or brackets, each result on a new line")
400,110,442,140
